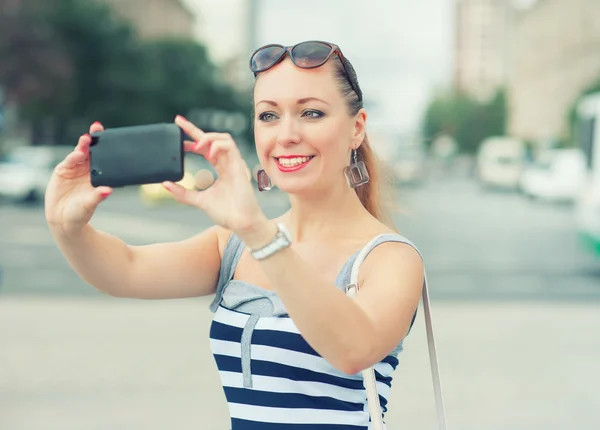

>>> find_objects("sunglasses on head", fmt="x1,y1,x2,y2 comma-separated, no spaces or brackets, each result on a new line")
249,40,363,102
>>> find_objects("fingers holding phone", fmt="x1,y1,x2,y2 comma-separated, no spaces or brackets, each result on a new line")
163,116,265,232
175,114,203,142
89,121,103,135
45,123,113,233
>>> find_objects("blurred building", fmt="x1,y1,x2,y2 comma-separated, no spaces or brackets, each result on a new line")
454,0,514,102
183,0,254,90
508,0,600,142
101,0,196,40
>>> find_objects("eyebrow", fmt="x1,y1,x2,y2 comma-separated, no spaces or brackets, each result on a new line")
256,97,330,107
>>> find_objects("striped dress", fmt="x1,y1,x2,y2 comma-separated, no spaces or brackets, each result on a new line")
208,233,420,429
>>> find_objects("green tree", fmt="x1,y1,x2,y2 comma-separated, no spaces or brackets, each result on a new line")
140,39,250,125
422,89,507,154
0,0,73,114
0,0,252,149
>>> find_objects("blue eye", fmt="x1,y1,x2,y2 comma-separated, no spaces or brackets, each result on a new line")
303,110,324,119
258,112,278,122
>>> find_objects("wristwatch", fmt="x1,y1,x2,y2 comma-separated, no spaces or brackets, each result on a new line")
249,222,292,260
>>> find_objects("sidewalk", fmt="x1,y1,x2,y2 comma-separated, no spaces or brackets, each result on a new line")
1,296,599,430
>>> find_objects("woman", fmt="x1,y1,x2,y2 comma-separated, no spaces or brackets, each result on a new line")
45,41,425,429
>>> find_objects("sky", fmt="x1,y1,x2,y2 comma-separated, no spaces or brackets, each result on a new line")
255,0,454,136
182,0,454,137
182,0,536,136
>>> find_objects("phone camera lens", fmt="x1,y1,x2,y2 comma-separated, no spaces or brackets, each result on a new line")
91,169,102,176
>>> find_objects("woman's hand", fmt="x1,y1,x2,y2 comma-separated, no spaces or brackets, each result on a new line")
45,122,113,235
163,116,269,236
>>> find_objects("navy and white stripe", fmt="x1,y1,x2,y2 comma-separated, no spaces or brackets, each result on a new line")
208,233,420,429
210,306,398,429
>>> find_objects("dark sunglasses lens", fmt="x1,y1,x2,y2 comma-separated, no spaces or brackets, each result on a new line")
251,46,285,72
291,42,332,68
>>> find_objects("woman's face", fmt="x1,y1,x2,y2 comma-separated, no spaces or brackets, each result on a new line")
253,58,366,195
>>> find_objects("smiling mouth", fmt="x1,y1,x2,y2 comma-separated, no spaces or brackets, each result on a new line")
274,156,315,172
275,156,314,168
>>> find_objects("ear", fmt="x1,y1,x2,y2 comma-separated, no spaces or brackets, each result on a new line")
352,108,367,148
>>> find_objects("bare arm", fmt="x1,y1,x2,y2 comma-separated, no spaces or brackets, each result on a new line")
241,221,424,375
50,224,227,299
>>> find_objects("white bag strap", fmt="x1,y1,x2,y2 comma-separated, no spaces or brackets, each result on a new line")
346,235,448,430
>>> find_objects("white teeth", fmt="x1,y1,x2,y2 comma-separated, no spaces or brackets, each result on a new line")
278,156,311,167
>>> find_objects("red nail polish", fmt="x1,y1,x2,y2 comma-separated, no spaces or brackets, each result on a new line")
92,121,102,126
100,191,111,198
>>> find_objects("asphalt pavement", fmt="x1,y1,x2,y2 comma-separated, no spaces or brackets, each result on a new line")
1,176,599,430
1,176,598,300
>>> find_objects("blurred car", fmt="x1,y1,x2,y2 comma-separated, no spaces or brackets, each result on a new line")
139,153,254,205
391,144,427,185
519,148,586,203
476,136,526,190
139,170,198,205
139,154,214,205
0,145,72,203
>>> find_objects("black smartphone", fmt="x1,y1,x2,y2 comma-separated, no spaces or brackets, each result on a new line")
89,123,184,187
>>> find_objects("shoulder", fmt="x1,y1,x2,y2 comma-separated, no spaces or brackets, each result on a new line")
358,231,424,286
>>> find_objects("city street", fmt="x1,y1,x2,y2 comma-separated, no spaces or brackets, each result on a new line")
2,176,598,300
3,0,600,429
1,176,599,429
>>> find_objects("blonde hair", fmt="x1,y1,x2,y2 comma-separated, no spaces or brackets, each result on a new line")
352,135,396,228
332,56,397,229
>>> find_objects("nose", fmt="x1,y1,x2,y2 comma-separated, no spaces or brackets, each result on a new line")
276,116,301,148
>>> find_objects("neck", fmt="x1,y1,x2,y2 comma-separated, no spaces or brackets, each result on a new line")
283,179,370,242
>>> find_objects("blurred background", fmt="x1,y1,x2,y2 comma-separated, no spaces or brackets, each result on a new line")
1,0,599,429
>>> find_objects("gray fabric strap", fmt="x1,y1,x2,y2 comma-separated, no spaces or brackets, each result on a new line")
346,234,448,430
241,315,260,388
209,234,245,313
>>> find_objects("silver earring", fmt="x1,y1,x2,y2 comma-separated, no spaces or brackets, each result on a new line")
256,169,272,192
344,149,370,188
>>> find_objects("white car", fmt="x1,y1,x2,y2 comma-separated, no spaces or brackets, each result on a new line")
520,148,587,202
0,145,72,203
476,136,526,190
392,144,427,185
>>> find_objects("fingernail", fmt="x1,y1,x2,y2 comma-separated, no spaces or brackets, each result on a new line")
83,133,90,137
100,191,111,197
175,115,187,122
92,121,102,126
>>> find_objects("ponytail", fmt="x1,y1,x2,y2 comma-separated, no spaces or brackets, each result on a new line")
354,134,397,230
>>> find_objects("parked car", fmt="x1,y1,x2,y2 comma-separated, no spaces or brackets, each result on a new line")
476,136,526,190
139,153,254,205
391,144,427,185
0,145,72,203
519,148,586,203
139,154,213,205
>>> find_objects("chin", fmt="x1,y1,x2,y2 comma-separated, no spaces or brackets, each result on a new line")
275,175,337,197
275,179,315,195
